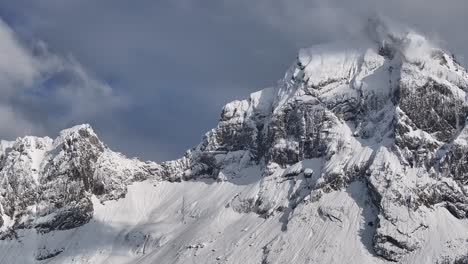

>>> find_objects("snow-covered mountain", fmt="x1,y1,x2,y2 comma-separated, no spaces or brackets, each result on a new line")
0,19,467,263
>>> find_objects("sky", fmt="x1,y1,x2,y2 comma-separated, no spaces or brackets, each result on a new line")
0,0,467,161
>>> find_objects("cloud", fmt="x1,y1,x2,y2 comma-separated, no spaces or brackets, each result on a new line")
230,0,468,61
0,19,39,95
0,104,37,138
39,54,128,123
0,17,126,140
0,1,467,161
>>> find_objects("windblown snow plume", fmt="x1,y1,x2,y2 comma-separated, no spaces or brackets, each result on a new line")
0,18,467,264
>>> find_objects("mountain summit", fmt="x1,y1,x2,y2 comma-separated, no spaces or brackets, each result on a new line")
1,20,467,263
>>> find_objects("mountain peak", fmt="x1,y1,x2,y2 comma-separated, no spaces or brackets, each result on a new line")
57,123,97,141
155,24,468,261
53,123,103,150
364,16,462,68
0,122,156,237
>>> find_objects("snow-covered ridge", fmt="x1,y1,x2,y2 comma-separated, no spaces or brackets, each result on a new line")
0,124,160,239
1,18,468,263
153,18,468,262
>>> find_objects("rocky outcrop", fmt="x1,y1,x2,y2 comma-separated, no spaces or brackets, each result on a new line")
156,19,468,262
0,124,158,236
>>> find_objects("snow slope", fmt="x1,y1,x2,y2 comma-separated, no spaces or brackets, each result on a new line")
0,175,465,263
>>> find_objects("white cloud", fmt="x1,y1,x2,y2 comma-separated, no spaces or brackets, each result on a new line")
225,0,468,62
0,19,39,94
0,104,38,139
46,55,128,122
0,18,127,139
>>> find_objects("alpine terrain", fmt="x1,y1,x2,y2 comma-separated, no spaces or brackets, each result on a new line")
0,18,467,263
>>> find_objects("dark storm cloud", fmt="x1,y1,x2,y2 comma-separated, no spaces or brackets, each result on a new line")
0,1,467,161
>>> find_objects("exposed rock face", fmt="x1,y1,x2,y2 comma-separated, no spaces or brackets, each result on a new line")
0,124,159,235
156,20,468,262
